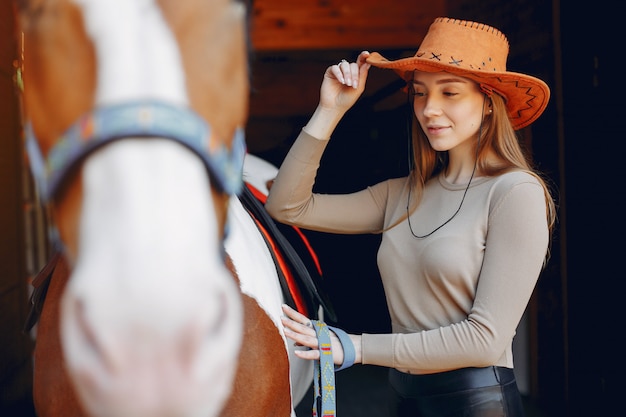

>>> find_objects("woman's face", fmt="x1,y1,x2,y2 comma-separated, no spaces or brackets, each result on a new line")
412,71,487,153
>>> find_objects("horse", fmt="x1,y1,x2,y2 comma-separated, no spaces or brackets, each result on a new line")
15,0,319,415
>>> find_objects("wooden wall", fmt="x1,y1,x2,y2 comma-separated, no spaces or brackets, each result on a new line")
251,0,444,50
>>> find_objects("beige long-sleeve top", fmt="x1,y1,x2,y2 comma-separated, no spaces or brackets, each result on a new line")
265,130,549,375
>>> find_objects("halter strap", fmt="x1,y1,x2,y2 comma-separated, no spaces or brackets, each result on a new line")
26,100,246,201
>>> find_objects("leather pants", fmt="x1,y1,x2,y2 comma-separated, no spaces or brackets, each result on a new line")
387,366,525,417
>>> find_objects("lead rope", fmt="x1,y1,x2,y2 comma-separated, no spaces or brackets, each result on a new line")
311,320,336,416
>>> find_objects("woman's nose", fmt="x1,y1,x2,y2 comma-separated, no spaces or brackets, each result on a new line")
420,98,443,117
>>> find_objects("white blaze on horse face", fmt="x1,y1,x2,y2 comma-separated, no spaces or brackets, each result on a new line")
59,2,242,417
71,0,187,105
62,140,242,417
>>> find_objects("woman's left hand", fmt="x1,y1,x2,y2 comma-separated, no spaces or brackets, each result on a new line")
281,304,361,366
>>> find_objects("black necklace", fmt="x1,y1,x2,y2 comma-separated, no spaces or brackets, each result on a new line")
406,152,478,238
406,95,486,239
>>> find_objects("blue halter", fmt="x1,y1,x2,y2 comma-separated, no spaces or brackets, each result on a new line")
26,100,246,202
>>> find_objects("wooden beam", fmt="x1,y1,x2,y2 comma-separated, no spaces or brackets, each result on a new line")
251,0,445,51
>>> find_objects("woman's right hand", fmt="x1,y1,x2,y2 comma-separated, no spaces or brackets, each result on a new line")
319,50,371,113
281,304,361,367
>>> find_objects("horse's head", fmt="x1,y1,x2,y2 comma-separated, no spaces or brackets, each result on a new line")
16,0,249,415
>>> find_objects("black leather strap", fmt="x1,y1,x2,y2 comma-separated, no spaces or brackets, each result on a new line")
238,184,336,321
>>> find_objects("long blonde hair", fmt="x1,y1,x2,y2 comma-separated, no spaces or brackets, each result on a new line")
391,91,557,257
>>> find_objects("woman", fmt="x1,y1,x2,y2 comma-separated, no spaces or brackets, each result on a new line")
265,17,556,416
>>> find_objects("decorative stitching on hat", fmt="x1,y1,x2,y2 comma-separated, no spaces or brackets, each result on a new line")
429,52,441,61
506,80,538,120
449,57,462,66
434,17,509,45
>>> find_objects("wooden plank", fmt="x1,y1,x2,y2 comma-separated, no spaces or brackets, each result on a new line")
251,0,445,50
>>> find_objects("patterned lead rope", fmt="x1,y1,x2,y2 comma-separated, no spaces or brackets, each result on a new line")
311,320,336,417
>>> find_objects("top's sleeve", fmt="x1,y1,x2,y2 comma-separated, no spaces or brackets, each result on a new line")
265,129,387,234
361,176,549,372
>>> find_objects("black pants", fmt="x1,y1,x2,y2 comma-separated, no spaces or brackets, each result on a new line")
387,366,525,417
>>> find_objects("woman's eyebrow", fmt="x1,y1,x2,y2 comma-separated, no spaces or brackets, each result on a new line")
413,77,468,86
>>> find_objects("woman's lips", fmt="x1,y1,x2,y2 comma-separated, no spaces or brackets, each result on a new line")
426,125,449,135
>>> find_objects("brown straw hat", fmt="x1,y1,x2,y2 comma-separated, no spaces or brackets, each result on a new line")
366,17,550,130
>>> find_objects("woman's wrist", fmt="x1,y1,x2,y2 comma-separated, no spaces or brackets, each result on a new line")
303,105,346,140
351,334,362,364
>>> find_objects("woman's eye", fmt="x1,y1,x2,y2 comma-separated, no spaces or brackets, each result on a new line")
443,91,458,97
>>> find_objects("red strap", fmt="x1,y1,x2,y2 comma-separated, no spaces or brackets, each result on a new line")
246,183,323,276
251,216,308,316
289,223,323,276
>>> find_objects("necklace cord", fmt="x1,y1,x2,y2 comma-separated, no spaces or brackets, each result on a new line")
406,94,486,238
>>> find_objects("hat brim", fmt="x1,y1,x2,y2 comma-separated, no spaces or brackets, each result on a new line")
366,52,550,130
